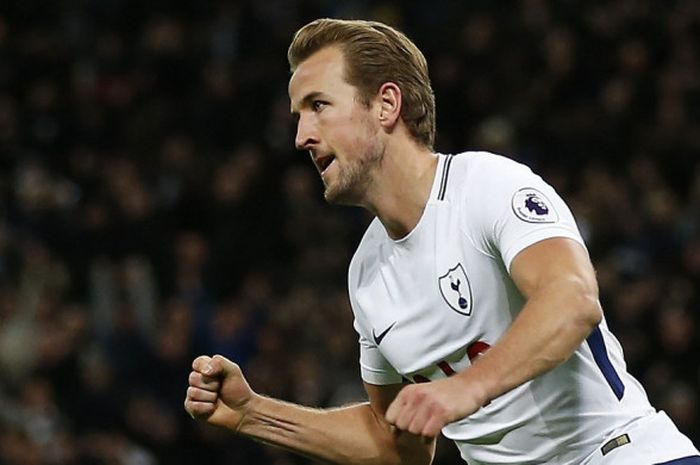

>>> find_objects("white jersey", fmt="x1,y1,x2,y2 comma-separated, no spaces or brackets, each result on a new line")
348,152,658,464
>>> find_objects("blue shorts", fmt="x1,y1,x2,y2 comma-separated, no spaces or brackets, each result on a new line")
658,457,700,465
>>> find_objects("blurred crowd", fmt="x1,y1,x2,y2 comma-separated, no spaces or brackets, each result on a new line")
1,0,699,464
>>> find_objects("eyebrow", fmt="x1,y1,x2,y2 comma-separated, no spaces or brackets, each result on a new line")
290,91,326,116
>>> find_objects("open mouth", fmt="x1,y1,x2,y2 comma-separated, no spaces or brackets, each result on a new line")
316,154,336,174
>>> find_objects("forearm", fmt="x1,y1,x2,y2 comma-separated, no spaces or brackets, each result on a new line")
465,277,602,405
235,395,431,465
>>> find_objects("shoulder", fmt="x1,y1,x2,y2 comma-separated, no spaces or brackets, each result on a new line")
450,150,534,180
439,151,534,201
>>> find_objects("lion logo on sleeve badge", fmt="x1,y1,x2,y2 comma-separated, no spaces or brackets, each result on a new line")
512,188,559,223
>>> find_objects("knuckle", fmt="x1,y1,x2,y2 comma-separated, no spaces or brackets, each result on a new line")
429,405,444,421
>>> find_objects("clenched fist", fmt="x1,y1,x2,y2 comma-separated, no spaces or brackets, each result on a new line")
384,376,487,438
184,354,256,431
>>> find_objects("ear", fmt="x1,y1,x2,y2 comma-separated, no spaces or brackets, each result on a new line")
377,82,402,130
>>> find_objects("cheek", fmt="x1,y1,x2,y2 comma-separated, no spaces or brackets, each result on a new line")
355,119,382,151
324,110,379,154
331,121,364,150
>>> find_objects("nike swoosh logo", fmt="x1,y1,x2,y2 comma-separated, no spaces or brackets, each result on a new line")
372,322,397,345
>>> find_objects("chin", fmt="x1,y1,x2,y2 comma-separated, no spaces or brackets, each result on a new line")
323,187,345,205
322,166,370,206
324,184,360,206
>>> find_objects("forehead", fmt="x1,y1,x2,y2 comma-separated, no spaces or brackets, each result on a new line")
288,46,349,105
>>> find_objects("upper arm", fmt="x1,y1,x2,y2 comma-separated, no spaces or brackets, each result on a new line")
364,382,436,464
509,237,602,323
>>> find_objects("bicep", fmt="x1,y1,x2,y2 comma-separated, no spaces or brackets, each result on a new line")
509,237,599,300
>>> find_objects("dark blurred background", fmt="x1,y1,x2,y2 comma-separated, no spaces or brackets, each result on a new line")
0,0,699,464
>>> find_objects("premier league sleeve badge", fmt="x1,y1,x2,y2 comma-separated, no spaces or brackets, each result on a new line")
511,188,559,223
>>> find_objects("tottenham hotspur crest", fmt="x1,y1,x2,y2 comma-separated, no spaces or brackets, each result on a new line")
438,263,473,316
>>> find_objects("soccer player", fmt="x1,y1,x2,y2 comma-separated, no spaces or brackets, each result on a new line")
184,18,700,464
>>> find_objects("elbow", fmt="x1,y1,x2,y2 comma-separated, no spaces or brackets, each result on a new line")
374,431,434,465
397,444,434,465
586,298,603,328
579,285,603,330
567,276,603,335
549,274,603,341
549,284,602,368
348,436,433,465
379,439,434,465
359,451,431,465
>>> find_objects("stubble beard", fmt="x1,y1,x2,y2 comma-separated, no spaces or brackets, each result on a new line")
323,141,384,206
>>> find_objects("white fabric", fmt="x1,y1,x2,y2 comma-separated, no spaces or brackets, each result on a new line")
581,411,700,465
347,152,680,464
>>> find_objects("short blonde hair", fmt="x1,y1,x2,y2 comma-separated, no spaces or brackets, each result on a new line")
288,18,436,149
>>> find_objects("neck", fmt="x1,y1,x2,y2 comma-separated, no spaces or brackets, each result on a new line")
361,141,438,240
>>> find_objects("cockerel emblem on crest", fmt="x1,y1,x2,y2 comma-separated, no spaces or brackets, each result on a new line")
438,263,473,316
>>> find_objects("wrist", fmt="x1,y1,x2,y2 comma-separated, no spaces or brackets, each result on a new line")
235,392,264,434
449,369,493,419
469,378,492,409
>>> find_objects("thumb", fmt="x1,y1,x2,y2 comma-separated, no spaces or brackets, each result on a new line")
203,354,237,377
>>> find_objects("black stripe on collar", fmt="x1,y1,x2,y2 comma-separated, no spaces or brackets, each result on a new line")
438,154,454,201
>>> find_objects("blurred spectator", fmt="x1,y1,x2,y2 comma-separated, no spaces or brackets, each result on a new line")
0,1,699,463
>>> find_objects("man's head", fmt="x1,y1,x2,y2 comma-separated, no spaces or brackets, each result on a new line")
288,18,435,150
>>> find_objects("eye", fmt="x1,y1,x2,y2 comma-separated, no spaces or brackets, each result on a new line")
312,100,328,112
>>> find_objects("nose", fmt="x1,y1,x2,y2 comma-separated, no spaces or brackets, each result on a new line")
295,114,319,150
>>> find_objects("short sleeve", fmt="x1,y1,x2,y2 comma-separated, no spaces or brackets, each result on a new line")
348,248,403,385
463,153,585,272
354,319,403,385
